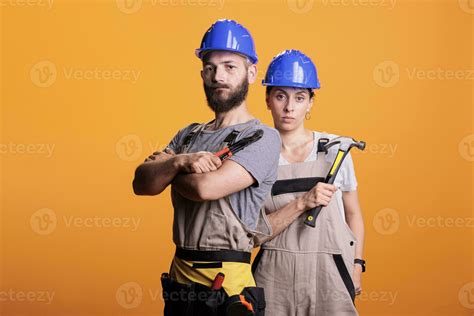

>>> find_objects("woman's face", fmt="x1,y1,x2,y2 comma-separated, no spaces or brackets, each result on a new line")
266,87,313,132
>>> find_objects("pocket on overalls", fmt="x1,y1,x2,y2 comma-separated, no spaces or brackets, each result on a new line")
201,212,228,249
161,273,195,316
161,273,228,316
225,286,266,316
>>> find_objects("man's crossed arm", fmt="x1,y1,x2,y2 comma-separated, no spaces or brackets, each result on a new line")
132,149,254,201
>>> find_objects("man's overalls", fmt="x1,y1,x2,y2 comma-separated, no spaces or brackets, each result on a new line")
252,133,358,316
161,123,270,316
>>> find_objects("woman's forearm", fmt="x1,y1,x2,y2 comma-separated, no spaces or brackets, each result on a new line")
265,197,306,241
343,190,365,259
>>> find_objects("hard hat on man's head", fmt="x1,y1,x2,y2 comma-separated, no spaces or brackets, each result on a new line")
262,50,320,89
195,19,258,64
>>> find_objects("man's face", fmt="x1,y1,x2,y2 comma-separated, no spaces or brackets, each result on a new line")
201,51,256,113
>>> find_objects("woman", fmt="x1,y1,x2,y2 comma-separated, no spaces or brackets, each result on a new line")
253,50,365,315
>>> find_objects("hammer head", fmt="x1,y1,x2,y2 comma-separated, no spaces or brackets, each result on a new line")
324,136,366,152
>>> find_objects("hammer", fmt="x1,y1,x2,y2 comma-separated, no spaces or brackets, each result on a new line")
304,136,366,228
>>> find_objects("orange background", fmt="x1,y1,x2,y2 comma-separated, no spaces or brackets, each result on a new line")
1,0,473,315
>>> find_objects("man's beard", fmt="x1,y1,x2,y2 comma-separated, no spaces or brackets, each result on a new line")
204,79,249,113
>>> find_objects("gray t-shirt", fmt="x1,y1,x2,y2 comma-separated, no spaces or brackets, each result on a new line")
168,119,281,230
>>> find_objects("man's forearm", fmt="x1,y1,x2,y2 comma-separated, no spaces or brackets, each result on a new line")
133,155,182,196
172,173,207,201
172,160,255,202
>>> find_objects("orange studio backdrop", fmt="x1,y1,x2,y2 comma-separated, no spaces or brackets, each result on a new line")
1,0,473,315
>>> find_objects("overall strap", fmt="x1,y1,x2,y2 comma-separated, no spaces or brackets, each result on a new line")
179,123,206,154
316,131,330,163
220,119,260,150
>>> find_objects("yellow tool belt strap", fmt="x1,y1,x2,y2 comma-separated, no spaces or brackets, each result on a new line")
170,248,256,296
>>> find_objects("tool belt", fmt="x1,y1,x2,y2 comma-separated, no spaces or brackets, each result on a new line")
175,248,252,264
162,248,266,316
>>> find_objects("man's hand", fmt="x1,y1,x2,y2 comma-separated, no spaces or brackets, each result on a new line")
177,151,222,173
144,148,175,163
146,148,222,174
300,183,338,211
353,264,362,295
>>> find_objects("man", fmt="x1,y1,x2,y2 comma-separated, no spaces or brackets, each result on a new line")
132,19,280,316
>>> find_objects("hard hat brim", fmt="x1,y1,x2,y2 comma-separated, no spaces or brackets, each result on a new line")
261,81,321,89
195,48,258,64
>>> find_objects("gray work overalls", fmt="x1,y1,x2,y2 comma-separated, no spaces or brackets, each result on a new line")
253,134,358,316
161,122,271,316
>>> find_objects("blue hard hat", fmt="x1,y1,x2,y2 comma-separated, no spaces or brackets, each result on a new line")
195,19,258,64
262,50,320,89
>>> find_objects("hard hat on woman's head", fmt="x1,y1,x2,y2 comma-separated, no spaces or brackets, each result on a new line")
262,50,320,89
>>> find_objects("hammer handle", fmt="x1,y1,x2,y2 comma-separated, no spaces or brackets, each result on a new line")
303,149,345,228
304,205,323,227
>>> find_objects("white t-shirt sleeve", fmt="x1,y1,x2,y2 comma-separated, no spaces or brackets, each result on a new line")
334,152,358,192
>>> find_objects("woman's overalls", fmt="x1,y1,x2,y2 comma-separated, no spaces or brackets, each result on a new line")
253,134,358,316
